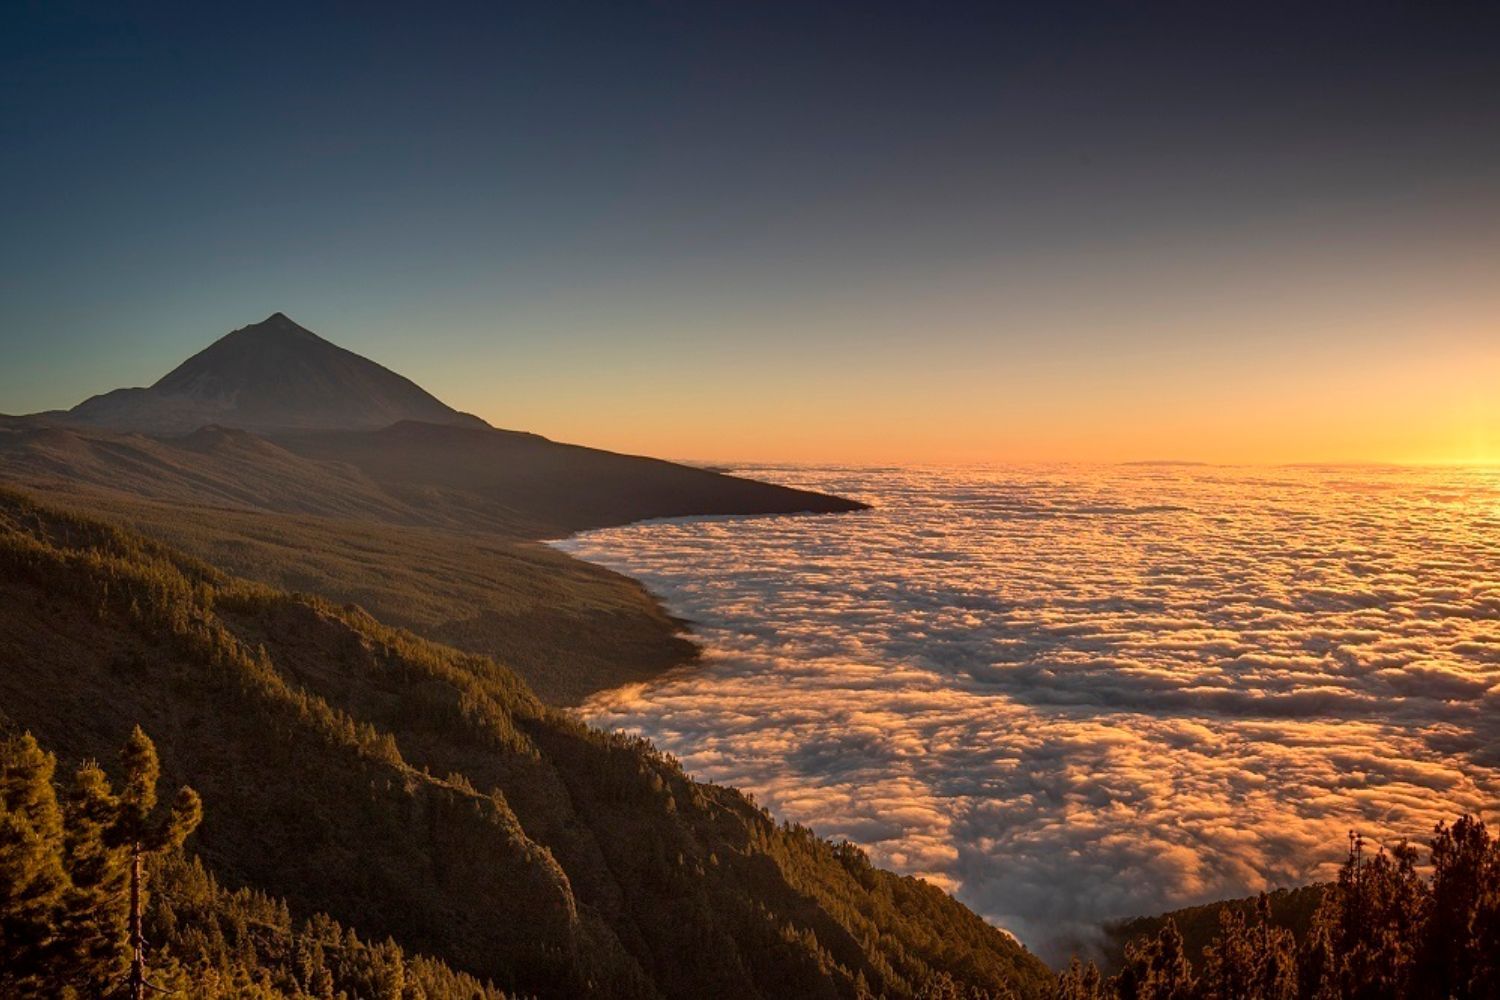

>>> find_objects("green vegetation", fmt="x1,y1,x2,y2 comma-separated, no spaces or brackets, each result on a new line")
1065,818,1500,999
1,726,511,999
1102,886,1326,975
56,491,700,705
0,488,1047,998
0,413,863,704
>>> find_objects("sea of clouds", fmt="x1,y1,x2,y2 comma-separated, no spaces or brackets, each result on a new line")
555,464,1500,962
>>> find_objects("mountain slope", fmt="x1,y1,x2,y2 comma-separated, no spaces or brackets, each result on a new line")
12,310,867,535
0,488,1054,999
0,418,433,526
273,419,865,534
61,312,487,434
0,416,864,539
1102,885,1327,972
0,409,862,703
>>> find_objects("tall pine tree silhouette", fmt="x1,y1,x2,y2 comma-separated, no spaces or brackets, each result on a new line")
110,727,201,1000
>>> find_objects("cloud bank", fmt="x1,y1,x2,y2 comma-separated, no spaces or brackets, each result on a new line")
557,464,1500,963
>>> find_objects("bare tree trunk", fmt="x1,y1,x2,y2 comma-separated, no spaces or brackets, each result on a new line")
129,842,145,1000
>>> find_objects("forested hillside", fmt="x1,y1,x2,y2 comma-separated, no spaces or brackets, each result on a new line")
0,488,1051,999
1,314,867,709
1102,885,1326,974
0,482,700,705
1,726,508,998
1064,820,1500,999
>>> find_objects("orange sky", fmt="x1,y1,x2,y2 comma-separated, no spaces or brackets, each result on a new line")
456,349,1499,467
431,248,1499,467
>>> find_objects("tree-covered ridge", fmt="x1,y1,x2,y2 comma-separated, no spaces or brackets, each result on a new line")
1062,817,1500,999
1101,886,1327,977
0,727,511,999
0,487,1051,998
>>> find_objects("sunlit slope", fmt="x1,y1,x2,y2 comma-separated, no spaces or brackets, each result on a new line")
86,496,700,705
1102,885,1327,972
0,489,1051,1000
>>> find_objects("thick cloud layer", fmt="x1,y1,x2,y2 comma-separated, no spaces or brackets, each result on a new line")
555,465,1500,963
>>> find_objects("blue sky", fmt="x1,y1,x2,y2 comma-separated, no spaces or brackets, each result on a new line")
4,2,1498,462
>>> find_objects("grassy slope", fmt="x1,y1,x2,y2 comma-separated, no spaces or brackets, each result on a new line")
0,416,863,704
51,494,698,705
0,489,1052,999
0,420,689,705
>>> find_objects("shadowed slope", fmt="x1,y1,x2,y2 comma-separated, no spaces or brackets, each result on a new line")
274,419,865,534
0,413,860,703
0,418,434,525
0,489,1053,999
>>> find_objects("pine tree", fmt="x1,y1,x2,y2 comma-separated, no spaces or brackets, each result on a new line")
109,726,202,1000
58,761,131,990
1199,895,1294,1000
1418,816,1498,1000
1056,958,1105,1000
1114,919,1195,1000
916,971,964,999
1251,894,1297,1000
0,732,69,994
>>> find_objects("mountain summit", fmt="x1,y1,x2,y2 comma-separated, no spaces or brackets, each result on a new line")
62,312,487,434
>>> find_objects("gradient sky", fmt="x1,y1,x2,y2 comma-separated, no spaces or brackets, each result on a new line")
3,1,1498,464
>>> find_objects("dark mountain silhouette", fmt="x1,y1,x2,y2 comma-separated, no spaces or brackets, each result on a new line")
0,314,866,704
272,419,863,534
28,311,863,530
61,312,488,434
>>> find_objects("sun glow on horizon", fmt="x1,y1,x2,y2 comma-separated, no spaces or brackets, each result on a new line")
459,324,1499,469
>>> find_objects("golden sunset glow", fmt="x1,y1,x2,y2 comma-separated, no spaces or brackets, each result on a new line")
6,3,1500,996
442,308,1500,466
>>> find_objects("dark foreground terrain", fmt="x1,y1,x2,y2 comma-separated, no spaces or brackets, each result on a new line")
0,489,1050,998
